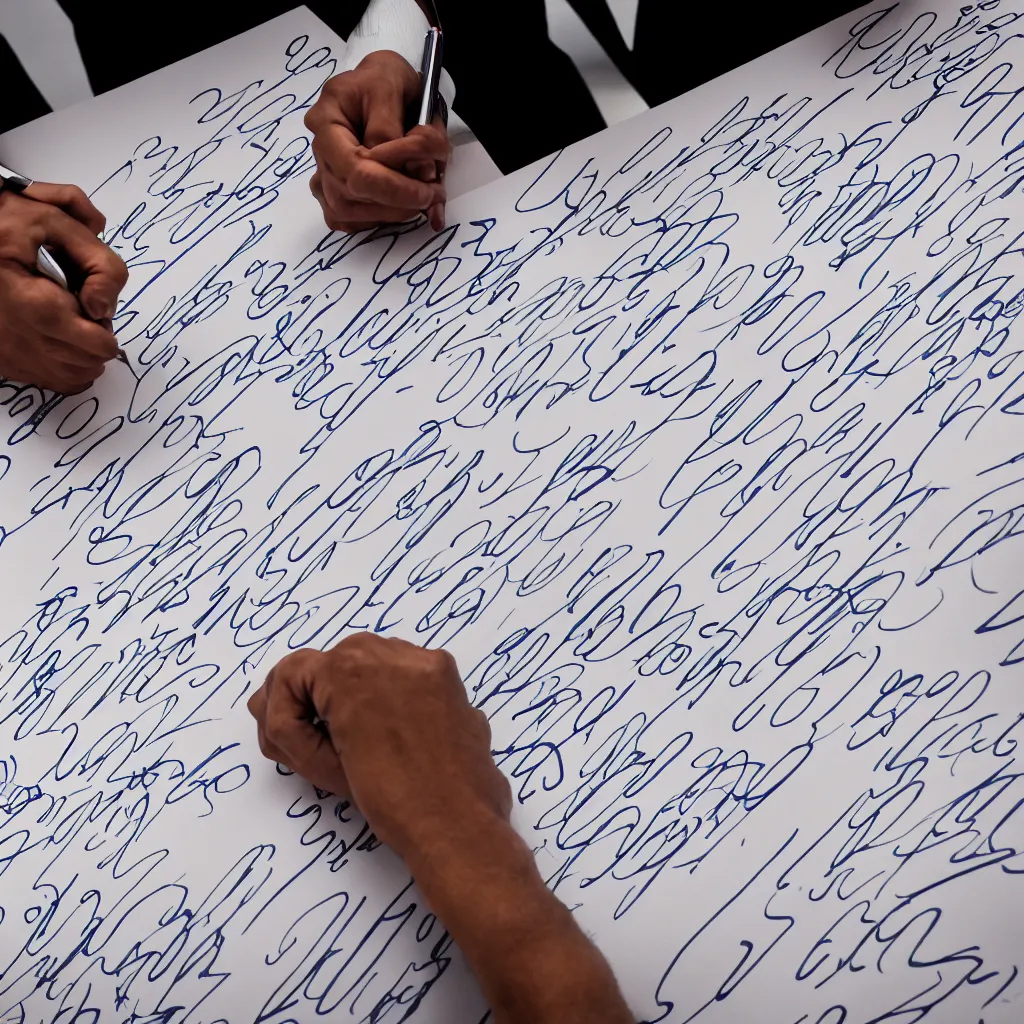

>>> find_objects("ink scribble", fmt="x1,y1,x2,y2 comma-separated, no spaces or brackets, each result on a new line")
0,3,1022,1021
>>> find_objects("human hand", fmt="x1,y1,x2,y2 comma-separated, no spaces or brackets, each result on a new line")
249,633,635,1024
304,50,450,234
247,633,511,861
0,182,128,393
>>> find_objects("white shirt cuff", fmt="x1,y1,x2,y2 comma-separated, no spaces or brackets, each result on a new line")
340,0,456,111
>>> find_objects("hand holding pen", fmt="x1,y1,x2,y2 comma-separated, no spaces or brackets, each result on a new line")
0,165,128,395
305,37,450,235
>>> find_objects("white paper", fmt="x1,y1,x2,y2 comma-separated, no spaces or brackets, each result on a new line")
0,3,1022,1022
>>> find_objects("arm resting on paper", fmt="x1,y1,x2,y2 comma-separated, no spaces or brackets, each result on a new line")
303,0,452,234
247,634,635,1024
407,818,636,1024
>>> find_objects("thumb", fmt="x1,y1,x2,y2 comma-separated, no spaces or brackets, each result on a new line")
43,207,128,320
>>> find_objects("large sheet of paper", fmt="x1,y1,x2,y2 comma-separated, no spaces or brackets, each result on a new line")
1,3,1022,1021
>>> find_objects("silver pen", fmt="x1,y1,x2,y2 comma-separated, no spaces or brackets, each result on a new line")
416,28,446,128
0,162,127,364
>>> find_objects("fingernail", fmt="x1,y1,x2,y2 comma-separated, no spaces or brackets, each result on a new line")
84,295,114,320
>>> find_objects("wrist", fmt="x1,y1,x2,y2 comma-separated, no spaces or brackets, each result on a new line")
342,0,431,75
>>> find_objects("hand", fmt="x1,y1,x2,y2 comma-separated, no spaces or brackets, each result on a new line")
249,634,634,1024
0,182,128,393
304,50,450,234
247,633,511,861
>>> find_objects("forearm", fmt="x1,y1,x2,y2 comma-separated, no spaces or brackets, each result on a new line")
406,814,634,1024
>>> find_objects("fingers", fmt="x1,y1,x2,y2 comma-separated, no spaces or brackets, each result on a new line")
314,126,445,212
369,128,449,233
310,177,426,233
426,203,445,233
23,181,106,235
309,53,421,150
361,77,407,150
369,127,450,174
6,332,108,394
38,337,107,392
248,655,352,796
0,191,123,395
248,685,289,763
306,61,449,235
20,274,119,360
406,159,436,184
40,206,129,321
358,53,430,149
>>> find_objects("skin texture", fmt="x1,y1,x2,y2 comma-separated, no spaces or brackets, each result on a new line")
0,182,128,394
248,633,635,1024
304,50,450,233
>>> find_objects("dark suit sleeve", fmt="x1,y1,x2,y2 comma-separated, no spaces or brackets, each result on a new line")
0,35,51,133
438,0,607,174
57,0,372,95
566,0,869,108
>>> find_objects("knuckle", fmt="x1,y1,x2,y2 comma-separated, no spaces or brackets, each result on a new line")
324,72,350,95
347,163,372,193
363,127,392,148
331,632,378,668
345,631,379,652
264,710,287,744
275,647,320,676
41,205,64,232
433,647,458,671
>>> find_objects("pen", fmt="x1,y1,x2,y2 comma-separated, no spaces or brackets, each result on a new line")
36,246,70,289
0,162,128,366
417,27,446,128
